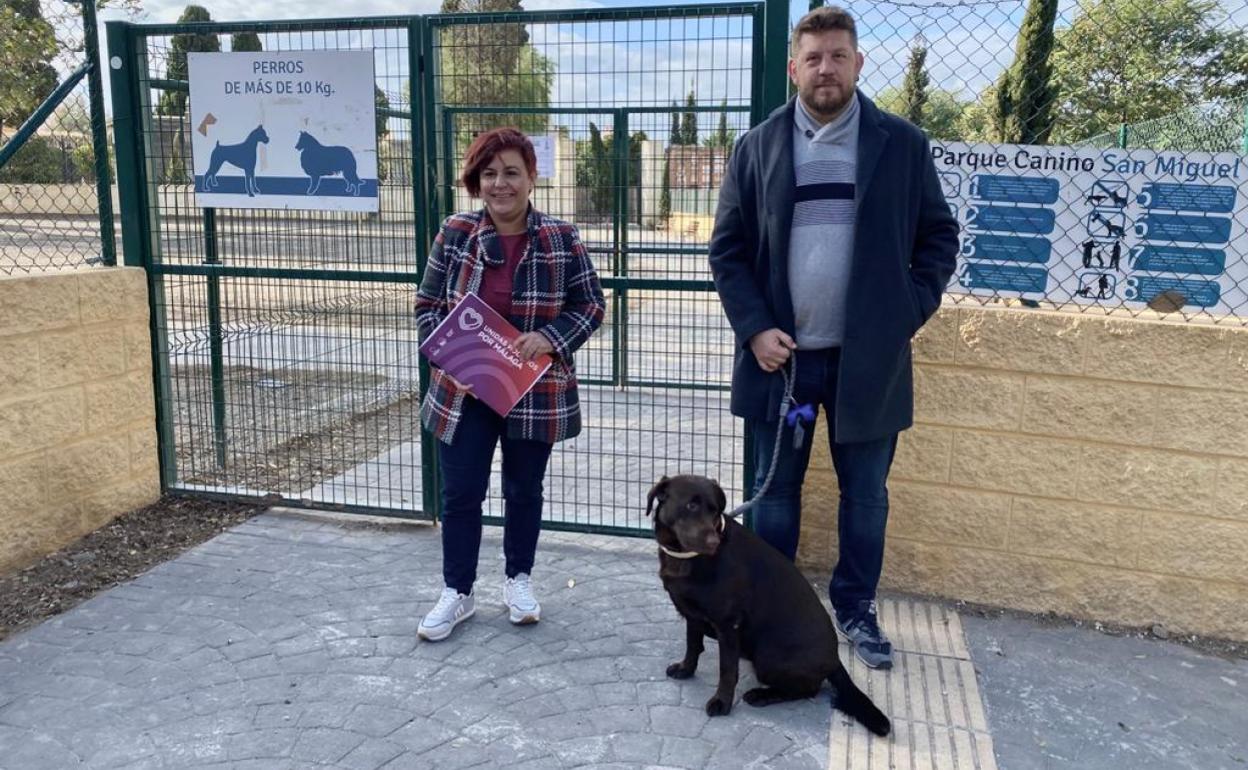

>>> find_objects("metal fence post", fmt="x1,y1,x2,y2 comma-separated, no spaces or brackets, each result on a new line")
81,0,117,267
105,22,148,269
762,0,790,116
412,16,442,522
613,109,630,389
440,109,455,225
1118,122,1129,149
0,68,90,169
203,208,228,470
744,0,787,526
751,5,767,127
106,21,175,492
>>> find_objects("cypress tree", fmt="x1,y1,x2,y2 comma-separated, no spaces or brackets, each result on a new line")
993,0,1057,142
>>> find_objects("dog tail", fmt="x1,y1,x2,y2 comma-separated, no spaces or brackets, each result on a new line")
828,667,891,737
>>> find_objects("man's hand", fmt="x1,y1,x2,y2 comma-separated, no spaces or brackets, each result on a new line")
515,332,555,362
749,328,795,372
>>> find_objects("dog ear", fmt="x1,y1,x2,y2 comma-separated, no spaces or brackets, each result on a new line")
645,476,670,517
709,478,727,514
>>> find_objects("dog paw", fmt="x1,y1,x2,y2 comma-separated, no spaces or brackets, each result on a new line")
666,662,695,679
704,695,733,716
743,688,770,706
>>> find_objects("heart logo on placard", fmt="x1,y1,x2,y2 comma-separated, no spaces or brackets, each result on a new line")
459,307,484,331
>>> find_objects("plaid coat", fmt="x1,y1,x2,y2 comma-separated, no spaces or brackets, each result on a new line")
416,207,606,445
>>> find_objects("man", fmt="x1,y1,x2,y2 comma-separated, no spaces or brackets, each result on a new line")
708,6,958,670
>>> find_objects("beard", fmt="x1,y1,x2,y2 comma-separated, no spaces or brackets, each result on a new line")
800,81,854,120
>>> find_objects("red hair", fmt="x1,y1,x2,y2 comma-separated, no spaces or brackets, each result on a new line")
460,128,538,197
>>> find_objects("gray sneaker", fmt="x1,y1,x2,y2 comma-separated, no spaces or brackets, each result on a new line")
503,573,541,625
834,599,893,670
418,587,475,641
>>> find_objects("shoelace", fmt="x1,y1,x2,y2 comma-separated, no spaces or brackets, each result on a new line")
508,577,536,608
845,601,884,640
431,588,463,616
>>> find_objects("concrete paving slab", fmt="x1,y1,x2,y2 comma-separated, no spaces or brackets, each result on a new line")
0,512,883,769
962,613,1248,770
296,384,743,529
1,510,1243,769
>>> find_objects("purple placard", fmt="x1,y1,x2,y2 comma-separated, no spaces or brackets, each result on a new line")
418,293,553,416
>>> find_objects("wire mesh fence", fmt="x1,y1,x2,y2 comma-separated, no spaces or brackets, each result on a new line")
105,0,1248,528
112,6,764,533
428,7,760,533
122,19,427,514
1,0,116,275
1079,97,1248,154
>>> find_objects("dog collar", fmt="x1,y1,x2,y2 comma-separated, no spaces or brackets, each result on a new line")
658,515,725,559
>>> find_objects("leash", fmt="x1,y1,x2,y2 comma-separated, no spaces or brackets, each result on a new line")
725,354,803,520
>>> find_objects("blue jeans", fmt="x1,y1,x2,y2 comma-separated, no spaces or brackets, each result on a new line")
746,348,898,612
437,396,553,595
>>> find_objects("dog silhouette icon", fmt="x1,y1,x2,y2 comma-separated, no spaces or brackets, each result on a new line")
202,125,269,197
295,131,363,196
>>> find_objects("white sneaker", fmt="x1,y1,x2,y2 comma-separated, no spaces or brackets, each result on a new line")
503,574,541,625
417,587,475,641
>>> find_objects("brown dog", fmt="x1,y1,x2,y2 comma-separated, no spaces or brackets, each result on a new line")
646,474,890,734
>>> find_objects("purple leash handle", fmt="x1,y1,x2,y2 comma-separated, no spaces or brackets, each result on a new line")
785,403,815,427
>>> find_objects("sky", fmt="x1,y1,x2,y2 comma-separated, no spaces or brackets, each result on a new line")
90,0,1025,124
78,0,1248,130
93,0,594,117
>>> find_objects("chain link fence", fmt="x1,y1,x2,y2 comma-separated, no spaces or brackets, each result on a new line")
7,0,1248,297
1079,96,1248,154
1,0,119,275
837,0,1248,324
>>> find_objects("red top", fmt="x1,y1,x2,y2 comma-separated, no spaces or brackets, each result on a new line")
479,233,527,318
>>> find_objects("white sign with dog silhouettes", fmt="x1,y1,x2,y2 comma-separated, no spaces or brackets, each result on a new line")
188,50,378,212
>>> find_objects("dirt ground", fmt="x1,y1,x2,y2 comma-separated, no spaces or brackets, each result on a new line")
0,495,269,642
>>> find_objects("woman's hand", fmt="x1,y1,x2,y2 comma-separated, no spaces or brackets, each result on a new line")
444,372,473,393
515,332,555,362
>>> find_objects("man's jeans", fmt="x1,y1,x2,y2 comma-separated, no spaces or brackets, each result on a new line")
746,348,898,612
437,396,553,595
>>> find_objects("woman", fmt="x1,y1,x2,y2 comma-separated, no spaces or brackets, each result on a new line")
414,128,606,642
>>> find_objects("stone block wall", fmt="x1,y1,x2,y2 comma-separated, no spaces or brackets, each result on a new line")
0,268,160,573
799,305,1248,641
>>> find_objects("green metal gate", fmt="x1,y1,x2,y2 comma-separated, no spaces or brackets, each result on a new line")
106,4,776,535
